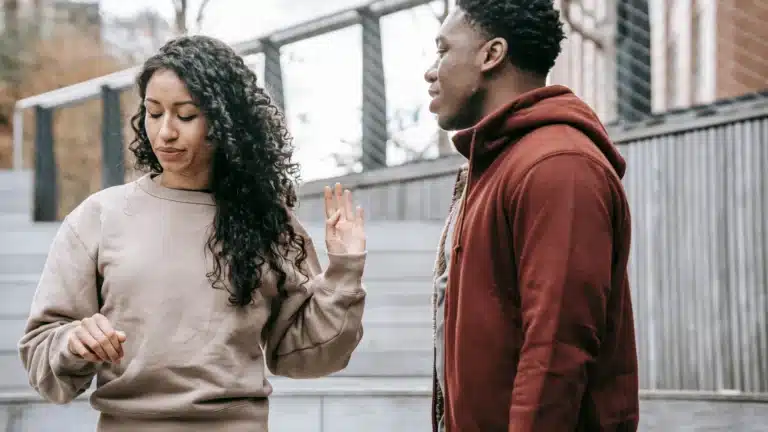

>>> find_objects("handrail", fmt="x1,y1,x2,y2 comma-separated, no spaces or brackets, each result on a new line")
11,0,434,170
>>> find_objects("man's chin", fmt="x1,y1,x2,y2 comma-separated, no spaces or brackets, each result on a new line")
436,114,462,132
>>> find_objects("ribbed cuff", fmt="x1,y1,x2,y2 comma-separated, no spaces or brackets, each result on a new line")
50,322,95,374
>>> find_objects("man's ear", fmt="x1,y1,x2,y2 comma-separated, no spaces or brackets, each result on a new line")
479,37,508,72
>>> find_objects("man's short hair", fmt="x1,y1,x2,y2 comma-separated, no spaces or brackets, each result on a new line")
456,0,566,76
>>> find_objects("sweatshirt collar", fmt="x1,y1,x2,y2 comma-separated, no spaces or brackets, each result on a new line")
136,173,215,206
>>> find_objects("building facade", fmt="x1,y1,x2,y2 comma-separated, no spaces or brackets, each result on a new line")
549,0,768,123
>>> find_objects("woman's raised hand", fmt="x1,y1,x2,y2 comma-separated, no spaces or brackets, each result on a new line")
323,183,366,255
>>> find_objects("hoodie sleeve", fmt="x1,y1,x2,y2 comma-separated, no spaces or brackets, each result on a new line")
18,201,103,404
507,153,616,431
262,214,366,378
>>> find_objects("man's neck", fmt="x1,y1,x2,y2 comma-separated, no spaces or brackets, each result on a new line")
479,71,547,120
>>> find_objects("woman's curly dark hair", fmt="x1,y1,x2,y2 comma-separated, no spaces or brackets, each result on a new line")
129,35,308,306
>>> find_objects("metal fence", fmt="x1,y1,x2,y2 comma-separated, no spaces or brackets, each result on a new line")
552,0,768,125
294,93,768,395
617,95,768,394
8,0,768,221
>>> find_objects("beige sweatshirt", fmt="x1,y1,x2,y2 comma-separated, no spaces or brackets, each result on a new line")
18,173,366,431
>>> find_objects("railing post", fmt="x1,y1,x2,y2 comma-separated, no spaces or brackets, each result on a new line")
33,105,57,222
101,85,125,188
358,6,388,170
261,38,285,113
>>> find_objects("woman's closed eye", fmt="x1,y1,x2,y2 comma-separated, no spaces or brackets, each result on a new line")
178,114,198,122
147,112,198,122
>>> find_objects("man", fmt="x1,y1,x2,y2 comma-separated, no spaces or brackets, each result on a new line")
426,1,639,431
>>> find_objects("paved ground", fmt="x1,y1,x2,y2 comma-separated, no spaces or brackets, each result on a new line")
1,396,767,431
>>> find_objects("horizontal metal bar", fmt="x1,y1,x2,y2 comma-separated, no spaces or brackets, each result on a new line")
261,10,360,51
299,154,465,197
298,99,768,195
260,0,435,50
15,66,141,110
13,0,433,111
610,97,768,143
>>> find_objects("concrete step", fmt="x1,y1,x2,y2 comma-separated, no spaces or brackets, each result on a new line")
1,275,431,309
0,254,48,274
0,313,431,353
0,217,441,384
0,213,32,226
0,274,38,317
0,170,33,216
0,386,766,432
0,223,61,255
0,376,433,432
0,346,432,391
0,192,32,215
0,170,32,191
0,250,437,279
0,222,442,253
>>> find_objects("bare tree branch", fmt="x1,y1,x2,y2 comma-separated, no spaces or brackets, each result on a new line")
194,0,213,32
173,0,188,35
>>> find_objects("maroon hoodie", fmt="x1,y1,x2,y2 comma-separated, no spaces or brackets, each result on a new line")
440,85,639,431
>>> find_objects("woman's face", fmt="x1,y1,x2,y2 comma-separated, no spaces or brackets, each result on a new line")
144,68,213,189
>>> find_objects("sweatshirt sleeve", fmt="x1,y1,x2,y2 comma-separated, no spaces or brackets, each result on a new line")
18,205,102,404
262,213,366,379
507,153,615,431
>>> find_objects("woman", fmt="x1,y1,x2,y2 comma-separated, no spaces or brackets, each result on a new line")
19,35,367,431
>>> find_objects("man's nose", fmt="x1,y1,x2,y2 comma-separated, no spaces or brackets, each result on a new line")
424,61,438,83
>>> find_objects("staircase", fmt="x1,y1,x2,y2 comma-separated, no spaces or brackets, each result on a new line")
0,171,59,390
0,169,437,431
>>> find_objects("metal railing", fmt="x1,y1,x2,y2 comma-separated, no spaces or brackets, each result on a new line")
9,0,768,221
12,0,435,220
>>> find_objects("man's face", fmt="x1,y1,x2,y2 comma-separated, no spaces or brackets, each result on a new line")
424,8,488,131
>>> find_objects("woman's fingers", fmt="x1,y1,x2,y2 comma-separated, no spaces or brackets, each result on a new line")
82,315,121,363
326,183,363,225
93,314,124,358
324,186,335,219
325,209,342,242
68,336,101,363
344,189,354,221
75,325,110,362
334,183,344,220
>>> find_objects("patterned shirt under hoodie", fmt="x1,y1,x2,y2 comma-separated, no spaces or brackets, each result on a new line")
431,163,468,432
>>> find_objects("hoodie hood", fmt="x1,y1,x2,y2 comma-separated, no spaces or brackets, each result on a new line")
452,85,626,178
